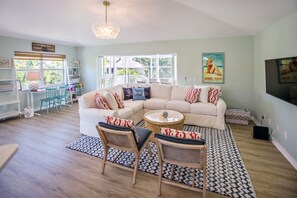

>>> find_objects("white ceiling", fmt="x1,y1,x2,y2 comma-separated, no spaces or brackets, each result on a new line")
0,0,296,46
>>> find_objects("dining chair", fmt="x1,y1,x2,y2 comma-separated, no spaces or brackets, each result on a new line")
40,87,58,114
55,85,69,110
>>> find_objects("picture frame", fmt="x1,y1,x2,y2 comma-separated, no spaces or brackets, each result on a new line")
0,58,10,68
202,52,224,84
277,57,297,84
32,42,55,52
16,80,22,91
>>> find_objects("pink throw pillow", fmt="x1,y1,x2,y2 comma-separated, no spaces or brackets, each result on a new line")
95,93,110,109
208,88,222,104
185,88,201,104
160,127,202,140
112,92,125,109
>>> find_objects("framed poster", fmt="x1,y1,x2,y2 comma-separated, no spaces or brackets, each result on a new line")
0,58,10,68
202,52,224,84
32,42,55,52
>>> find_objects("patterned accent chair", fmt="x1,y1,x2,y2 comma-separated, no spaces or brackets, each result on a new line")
96,122,152,184
155,134,207,198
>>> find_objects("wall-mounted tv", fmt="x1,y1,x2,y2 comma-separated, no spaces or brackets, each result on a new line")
265,56,297,106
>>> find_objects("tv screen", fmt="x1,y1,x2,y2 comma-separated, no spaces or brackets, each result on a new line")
265,56,297,106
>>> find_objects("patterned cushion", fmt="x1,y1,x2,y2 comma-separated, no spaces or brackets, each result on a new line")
123,87,133,100
112,92,125,109
94,93,110,109
208,88,222,104
132,87,146,100
185,88,201,104
103,91,118,110
105,116,139,142
160,127,202,140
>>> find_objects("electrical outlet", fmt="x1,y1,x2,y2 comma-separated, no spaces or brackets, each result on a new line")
284,131,288,140
261,114,265,120
3,105,8,111
268,119,271,125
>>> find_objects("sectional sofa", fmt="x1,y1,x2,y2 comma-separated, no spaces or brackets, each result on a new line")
78,83,227,137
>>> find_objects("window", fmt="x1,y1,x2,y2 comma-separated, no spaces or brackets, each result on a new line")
14,52,66,89
98,54,177,88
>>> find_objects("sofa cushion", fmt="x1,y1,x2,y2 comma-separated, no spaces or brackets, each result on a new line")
95,93,110,109
142,87,151,99
150,84,172,99
112,92,125,109
194,85,210,103
190,103,217,116
107,85,124,100
144,98,169,110
155,134,206,145
123,100,144,114
160,127,202,140
103,92,118,110
105,116,134,128
166,100,190,113
170,85,191,100
83,90,105,108
118,108,133,119
185,88,201,104
132,87,146,101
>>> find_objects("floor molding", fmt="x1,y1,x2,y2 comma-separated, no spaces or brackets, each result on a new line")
270,137,297,170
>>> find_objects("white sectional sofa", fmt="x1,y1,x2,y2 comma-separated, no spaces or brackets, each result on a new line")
78,83,227,137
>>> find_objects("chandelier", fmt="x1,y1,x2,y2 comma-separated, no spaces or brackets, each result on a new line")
92,1,120,39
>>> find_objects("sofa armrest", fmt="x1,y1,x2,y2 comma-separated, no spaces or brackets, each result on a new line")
78,95,88,110
216,98,227,118
79,108,119,124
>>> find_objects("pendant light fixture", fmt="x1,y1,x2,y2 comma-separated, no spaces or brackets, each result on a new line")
92,1,120,39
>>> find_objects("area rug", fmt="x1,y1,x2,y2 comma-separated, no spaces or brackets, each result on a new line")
66,121,256,198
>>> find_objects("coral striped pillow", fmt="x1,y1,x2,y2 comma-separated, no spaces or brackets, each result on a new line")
95,93,110,109
112,92,125,109
208,88,222,104
185,88,201,103
105,116,139,142
160,127,202,140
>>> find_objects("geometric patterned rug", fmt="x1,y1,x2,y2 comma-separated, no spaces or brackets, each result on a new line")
66,121,256,198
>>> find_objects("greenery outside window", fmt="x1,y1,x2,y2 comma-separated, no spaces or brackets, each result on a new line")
14,52,66,89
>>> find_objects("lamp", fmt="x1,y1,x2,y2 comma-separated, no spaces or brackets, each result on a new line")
92,1,120,39
26,71,41,91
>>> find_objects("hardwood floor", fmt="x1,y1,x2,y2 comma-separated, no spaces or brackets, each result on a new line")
0,104,296,198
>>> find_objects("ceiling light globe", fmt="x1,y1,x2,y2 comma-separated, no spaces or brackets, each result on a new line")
92,22,120,39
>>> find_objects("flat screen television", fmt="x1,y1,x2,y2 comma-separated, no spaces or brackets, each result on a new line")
265,56,297,106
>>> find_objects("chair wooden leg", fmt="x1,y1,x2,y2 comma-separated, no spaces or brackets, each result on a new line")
101,147,108,174
146,142,152,156
157,161,163,196
132,153,140,185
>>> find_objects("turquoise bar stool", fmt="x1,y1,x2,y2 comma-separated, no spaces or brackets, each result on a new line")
55,85,69,110
40,87,58,114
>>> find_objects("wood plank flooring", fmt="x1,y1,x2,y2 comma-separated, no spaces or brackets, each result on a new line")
0,104,296,198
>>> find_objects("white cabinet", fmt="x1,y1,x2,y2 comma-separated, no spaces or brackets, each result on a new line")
0,58,21,120
66,59,84,103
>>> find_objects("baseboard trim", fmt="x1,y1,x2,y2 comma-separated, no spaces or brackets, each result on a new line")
270,137,297,170
250,115,297,170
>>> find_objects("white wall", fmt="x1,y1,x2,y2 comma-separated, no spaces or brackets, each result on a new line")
253,11,297,161
78,36,255,113
0,36,77,110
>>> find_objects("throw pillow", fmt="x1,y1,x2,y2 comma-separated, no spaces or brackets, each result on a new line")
103,92,118,110
160,127,202,140
132,87,146,101
185,88,201,103
112,92,125,109
94,93,110,109
140,87,151,99
208,88,222,104
105,116,139,142
123,87,133,100
194,85,210,103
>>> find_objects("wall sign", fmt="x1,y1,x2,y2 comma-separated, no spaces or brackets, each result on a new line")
32,42,55,52
202,52,224,84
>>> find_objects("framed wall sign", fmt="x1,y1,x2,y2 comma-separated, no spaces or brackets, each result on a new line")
202,52,224,84
32,42,55,52
0,58,10,68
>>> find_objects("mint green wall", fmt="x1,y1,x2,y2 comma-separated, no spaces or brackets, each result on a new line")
78,36,255,113
0,36,77,111
254,11,297,160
